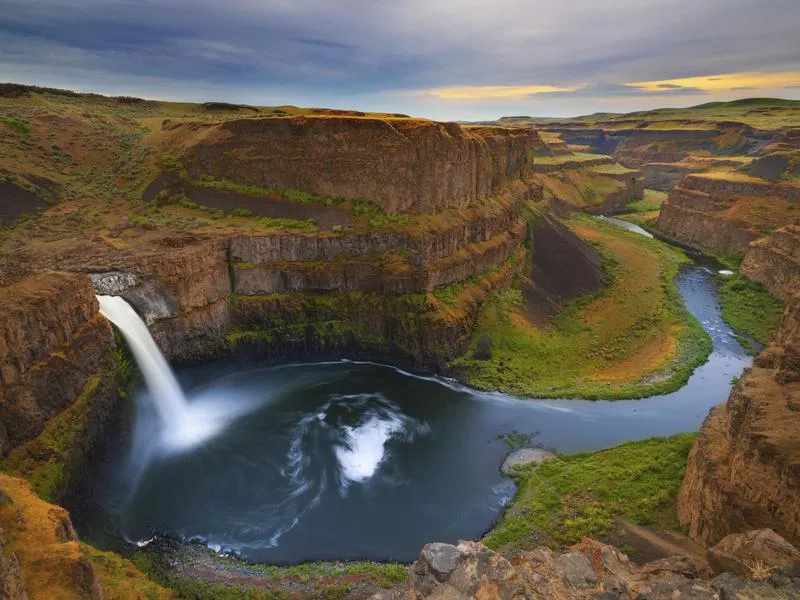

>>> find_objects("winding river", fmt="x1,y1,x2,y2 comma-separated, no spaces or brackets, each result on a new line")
79,237,750,564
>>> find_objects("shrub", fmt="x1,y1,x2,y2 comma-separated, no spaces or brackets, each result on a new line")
231,208,253,217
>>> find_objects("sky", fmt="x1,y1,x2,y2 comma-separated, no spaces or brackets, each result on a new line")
1,0,799,120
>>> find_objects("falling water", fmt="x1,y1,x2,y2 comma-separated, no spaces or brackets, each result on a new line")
97,295,232,452
97,295,187,425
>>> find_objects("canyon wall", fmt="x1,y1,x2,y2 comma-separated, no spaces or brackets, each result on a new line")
168,117,541,214
0,273,116,455
657,174,798,255
90,182,534,367
678,295,800,546
740,223,800,301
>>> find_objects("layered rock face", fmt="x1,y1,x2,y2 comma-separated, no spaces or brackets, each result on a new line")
657,174,798,255
0,273,115,456
168,117,541,214
741,223,800,301
403,532,800,599
533,163,645,215
89,182,533,366
678,296,800,547
0,473,171,600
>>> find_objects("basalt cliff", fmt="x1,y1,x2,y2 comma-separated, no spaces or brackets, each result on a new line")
678,224,800,547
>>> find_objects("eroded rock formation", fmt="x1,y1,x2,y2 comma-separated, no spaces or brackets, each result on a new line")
678,296,800,547
657,174,798,255
165,117,541,214
403,532,800,599
741,223,800,301
0,273,117,456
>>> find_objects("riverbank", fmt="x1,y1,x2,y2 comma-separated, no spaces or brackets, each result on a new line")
449,216,712,399
484,433,696,555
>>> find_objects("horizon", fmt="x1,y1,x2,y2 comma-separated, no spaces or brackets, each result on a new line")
6,80,799,123
2,0,799,120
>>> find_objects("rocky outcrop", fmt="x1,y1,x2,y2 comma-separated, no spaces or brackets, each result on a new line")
678,296,800,547
0,273,115,456
404,533,800,599
741,223,800,302
0,474,102,600
707,529,800,577
657,174,798,255
83,183,534,365
166,117,541,214
537,167,644,216
0,473,170,600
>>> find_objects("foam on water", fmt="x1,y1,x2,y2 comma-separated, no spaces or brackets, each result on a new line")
335,414,405,484
97,295,258,454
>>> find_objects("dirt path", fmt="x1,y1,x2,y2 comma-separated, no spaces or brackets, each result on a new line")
617,519,710,573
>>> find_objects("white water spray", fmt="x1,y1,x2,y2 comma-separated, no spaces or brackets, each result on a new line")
97,295,230,452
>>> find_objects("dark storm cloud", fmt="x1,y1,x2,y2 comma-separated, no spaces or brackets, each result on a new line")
0,0,798,113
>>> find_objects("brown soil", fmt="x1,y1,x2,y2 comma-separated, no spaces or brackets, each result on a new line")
0,181,47,225
613,519,710,572
521,213,607,325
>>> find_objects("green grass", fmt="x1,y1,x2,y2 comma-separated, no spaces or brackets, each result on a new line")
0,115,29,136
256,216,317,232
83,544,172,600
450,217,712,399
627,189,668,213
193,175,345,207
484,433,696,553
589,163,638,175
349,198,409,227
718,275,784,350
535,152,609,165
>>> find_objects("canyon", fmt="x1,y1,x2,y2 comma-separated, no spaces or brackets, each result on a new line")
0,87,799,599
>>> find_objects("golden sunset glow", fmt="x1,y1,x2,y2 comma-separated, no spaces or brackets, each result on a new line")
425,70,800,102
630,70,800,92
428,84,578,99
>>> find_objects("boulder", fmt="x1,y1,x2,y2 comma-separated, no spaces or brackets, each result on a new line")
408,541,524,599
501,448,557,475
708,529,800,578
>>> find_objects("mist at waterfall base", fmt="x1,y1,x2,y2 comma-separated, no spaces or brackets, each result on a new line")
87,264,750,564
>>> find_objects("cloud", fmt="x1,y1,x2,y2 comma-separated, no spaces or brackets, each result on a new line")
784,84,800,89
730,86,757,90
0,0,798,117
532,82,708,98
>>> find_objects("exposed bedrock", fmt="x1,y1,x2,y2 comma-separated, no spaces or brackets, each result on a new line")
84,184,539,365
741,223,800,302
678,296,800,547
0,273,116,456
166,116,542,214
543,123,771,166
537,167,645,216
406,533,800,599
656,175,798,255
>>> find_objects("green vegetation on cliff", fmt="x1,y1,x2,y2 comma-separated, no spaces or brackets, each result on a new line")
626,189,667,213
484,433,696,553
0,343,128,502
718,275,784,350
450,217,711,399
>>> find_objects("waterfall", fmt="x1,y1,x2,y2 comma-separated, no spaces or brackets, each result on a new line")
97,295,230,452
97,295,188,426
